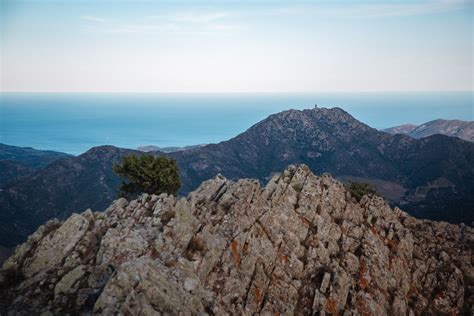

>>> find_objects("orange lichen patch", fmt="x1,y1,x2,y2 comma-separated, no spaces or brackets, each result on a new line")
356,296,372,316
230,240,241,267
302,217,311,226
358,261,370,290
324,297,339,316
278,252,289,263
359,277,369,289
359,261,368,275
386,238,398,251
405,283,418,299
255,286,262,305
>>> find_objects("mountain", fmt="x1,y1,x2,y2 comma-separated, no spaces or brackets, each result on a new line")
137,144,206,153
170,108,474,223
1,165,472,314
0,143,72,168
0,146,136,247
1,107,473,249
384,119,474,142
0,160,35,188
382,123,417,135
0,144,72,187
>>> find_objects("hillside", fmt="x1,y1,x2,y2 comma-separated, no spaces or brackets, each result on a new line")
0,143,72,168
0,146,136,247
1,107,473,249
0,144,72,187
384,119,474,142
0,160,35,188
1,165,472,314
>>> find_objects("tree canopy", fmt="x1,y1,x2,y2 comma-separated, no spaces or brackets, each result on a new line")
113,154,181,198
346,181,377,202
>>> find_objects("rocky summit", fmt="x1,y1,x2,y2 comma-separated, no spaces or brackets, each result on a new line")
1,165,472,315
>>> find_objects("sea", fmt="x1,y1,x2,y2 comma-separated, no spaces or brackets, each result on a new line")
1,92,472,155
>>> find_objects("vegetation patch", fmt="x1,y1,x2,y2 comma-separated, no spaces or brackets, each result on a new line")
346,181,377,202
113,154,181,198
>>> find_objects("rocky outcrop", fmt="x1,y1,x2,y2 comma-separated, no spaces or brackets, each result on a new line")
1,165,472,315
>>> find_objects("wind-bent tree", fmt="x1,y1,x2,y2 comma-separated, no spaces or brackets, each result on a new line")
113,154,181,198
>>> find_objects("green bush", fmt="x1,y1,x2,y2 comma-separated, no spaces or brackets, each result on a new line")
347,181,376,202
113,154,181,198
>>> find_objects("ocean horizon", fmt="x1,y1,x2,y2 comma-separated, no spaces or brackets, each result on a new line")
1,91,472,155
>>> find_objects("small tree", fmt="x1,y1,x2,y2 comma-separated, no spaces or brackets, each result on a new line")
347,181,376,202
113,154,181,198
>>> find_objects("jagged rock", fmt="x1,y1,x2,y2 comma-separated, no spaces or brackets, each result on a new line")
54,265,87,298
0,165,472,315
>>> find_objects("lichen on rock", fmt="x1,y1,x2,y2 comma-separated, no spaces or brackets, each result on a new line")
0,165,472,315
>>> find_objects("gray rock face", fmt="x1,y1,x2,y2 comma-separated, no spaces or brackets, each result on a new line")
1,165,472,315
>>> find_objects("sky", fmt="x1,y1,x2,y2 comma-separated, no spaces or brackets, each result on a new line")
0,0,472,93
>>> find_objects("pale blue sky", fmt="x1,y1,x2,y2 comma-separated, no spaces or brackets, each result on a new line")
0,0,472,92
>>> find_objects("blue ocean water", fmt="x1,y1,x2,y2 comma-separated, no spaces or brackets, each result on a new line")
0,92,472,155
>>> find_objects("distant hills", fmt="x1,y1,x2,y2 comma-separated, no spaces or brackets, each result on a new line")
0,146,133,247
0,143,72,168
0,144,71,187
0,107,473,249
137,144,206,153
384,119,474,142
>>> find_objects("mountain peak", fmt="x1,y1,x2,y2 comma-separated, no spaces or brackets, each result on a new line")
270,106,352,120
82,145,124,156
2,165,472,314
384,119,474,142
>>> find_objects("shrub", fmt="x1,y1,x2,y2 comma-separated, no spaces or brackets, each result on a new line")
113,154,181,198
347,181,376,202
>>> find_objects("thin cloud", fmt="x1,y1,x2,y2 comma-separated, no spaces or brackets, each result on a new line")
171,12,229,23
265,0,471,18
323,0,470,18
102,23,179,34
147,11,229,24
205,24,247,32
81,15,105,23
86,1,469,36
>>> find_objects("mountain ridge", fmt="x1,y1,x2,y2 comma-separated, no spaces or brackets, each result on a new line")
0,144,73,187
1,165,472,314
0,143,72,169
384,119,474,142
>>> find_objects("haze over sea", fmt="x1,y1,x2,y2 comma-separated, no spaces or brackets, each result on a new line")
1,92,472,155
